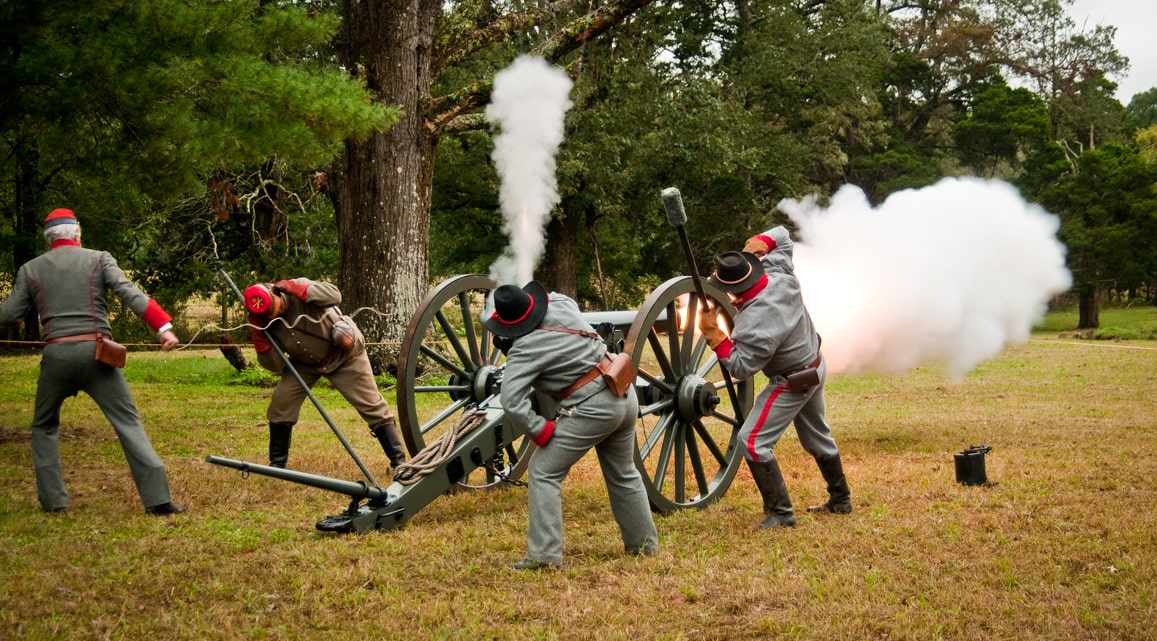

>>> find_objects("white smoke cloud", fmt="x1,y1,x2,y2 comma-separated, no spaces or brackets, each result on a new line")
783,177,1072,377
484,55,573,286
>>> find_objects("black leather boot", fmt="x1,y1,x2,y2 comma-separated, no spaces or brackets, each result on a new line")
269,422,294,469
807,454,852,514
370,417,407,467
746,458,796,528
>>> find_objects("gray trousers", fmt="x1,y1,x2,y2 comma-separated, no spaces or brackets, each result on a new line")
526,385,658,563
31,342,171,510
266,350,393,425
741,359,839,462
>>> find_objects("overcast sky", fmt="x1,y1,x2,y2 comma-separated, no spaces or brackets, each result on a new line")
1067,0,1155,103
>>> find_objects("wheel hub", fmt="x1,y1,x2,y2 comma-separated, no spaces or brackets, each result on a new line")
675,374,719,420
448,364,500,403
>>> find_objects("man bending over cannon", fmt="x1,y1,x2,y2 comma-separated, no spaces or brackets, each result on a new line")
485,281,659,570
698,227,852,529
244,278,406,470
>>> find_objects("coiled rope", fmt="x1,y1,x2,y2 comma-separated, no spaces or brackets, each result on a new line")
392,408,489,485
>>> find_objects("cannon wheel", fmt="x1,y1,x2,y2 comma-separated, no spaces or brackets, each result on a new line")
623,276,753,513
395,274,533,489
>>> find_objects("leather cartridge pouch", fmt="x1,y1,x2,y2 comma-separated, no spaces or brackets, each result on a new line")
784,367,819,393
597,352,636,398
95,335,128,368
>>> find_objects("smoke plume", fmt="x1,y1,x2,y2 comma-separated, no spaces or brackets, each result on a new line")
782,177,1072,377
484,55,574,286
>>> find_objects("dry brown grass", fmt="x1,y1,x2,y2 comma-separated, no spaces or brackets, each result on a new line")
1,334,1155,640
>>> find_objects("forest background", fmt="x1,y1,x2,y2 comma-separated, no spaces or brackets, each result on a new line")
3,0,1157,370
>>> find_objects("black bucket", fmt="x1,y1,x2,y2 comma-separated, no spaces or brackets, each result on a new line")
954,445,993,486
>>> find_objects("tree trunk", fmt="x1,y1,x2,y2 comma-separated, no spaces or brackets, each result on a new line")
1077,282,1100,329
538,204,582,299
216,334,250,371
253,160,286,246
7,142,43,345
333,0,439,372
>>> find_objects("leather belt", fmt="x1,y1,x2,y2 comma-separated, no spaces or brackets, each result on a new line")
553,354,611,401
782,352,821,377
45,333,107,344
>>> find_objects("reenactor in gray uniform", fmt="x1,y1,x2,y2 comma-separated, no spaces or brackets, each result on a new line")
485,281,658,569
699,227,852,529
0,208,185,515
244,278,406,469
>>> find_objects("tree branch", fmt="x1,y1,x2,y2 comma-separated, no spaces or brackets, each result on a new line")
427,0,654,138
439,113,490,135
532,0,654,61
435,0,586,73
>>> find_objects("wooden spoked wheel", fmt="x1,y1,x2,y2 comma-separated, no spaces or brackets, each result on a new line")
395,274,532,489
623,276,753,513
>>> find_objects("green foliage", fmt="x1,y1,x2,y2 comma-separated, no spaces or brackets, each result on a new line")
230,363,278,388
430,131,504,279
1124,87,1157,130
0,0,397,283
4,0,1151,339
954,78,1051,176
1032,305,1157,339
130,166,345,315
1026,142,1157,302
7,0,389,189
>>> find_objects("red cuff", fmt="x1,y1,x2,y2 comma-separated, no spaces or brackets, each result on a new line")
713,338,733,359
755,234,776,251
532,420,555,447
141,299,173,332
275,279,310,300
249,314,273,353
250,328,272,353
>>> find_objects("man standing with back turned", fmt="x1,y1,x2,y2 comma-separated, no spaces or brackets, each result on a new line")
698,226,852,529
485,281,659,569
0,208,185,516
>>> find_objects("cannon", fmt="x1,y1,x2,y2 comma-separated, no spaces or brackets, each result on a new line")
207,189,754,532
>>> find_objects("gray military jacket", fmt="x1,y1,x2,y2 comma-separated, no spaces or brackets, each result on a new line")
1,244,156,339
722,227,821,380
256,279,364,375
499,293,606,443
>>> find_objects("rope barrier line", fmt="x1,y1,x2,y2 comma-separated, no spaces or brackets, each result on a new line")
6,337,1154,351
0,338,407,349
1027,339,1157,351
0,305,414,351
392,408,488,486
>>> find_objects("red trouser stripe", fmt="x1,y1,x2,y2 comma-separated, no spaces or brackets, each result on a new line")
746,384,787,462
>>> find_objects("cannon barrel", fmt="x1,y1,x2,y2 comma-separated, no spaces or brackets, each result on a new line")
206,405,517,533
205,456,387,500
208,246,750,531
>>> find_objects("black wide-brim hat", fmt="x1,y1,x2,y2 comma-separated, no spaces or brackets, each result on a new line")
484,280,550,338
707,251,764,294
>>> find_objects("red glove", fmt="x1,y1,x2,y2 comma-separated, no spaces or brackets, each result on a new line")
248,313,272,354
274,279,310,301
532,420,555,447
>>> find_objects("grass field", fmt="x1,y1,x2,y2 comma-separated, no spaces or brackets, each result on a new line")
1,308,1155,640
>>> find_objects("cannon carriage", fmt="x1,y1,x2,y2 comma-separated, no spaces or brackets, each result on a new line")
208,190,754,532
208,272,752,532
